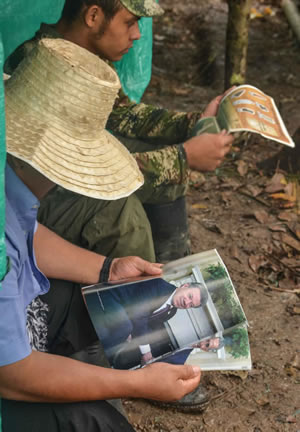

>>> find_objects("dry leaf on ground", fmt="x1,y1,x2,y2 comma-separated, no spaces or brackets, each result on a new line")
255,395,270,406
281,233,300,252
277,210,298,222
230,245,242,263
248,255,268,272
246,184,263,197
191,203,208,209
287,222,300,240
265,173,286,193
237,160,248,177
254,210,269,224
268,223,287,232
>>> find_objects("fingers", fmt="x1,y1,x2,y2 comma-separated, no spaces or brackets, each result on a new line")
138,258,163,275
223,85,237,97
214,94,223,104
219,130,234,147
140,363,201,401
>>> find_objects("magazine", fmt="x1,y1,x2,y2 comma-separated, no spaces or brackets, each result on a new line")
82,249,251,371
192,84,295,148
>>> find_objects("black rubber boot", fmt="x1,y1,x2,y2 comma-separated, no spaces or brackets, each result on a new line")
149,384,209,412
143,196,190,263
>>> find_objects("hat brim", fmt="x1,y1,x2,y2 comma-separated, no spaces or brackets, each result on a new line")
5,103,144,200
122,0,164,17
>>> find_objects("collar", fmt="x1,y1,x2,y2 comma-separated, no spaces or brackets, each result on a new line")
154,291,175,313
38,23,61,39
5,163,40,230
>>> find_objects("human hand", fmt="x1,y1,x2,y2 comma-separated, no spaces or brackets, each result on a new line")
141,351,154,366
184,131,234,171
201,87,236,118
134,362,201,401
109,257,163,281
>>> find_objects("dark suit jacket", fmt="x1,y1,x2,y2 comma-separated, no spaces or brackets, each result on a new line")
91,278,177,354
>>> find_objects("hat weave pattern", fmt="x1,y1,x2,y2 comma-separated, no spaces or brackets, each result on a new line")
5,38,144,199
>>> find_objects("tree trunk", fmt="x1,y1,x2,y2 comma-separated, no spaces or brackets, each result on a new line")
282,0,300,43
225,0,252,89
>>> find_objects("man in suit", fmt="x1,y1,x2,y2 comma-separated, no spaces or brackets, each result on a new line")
158,336,225,366
87,278,209,368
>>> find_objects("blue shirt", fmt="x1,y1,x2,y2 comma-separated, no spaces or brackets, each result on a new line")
0,164,49,366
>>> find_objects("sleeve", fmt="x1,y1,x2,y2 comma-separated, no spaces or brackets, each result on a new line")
0,244,32,366
139,344,151,354
133,143,189,188
107,89,202,144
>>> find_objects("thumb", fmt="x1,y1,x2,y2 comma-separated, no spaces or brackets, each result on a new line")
177,364,201,381
219,129,228,136
177,365,201,394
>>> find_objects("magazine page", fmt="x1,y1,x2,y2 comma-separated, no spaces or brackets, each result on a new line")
184,325,251,371
216,84,295,147
83,276,221,370
82,250,247,371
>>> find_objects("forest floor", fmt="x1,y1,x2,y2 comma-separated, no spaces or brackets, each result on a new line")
125,0,300,430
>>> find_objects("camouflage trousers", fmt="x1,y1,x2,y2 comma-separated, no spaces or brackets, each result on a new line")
38,137,188,261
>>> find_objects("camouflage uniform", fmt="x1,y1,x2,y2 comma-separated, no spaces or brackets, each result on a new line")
5,24,202,260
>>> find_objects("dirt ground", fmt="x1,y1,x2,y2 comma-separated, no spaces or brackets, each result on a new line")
124,0,300,430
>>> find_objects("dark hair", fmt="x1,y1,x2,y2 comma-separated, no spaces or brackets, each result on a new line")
192,283,208,308
61,0,122,23
178,282,209,308
201,337,224,351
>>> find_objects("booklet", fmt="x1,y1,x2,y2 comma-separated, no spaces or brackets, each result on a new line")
82,249,251,371
191,84,295,148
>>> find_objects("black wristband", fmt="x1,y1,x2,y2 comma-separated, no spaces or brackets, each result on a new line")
99,257,113,283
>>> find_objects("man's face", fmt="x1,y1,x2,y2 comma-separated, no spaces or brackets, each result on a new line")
86,7,141,61
172,285,201,309
199,338,220,352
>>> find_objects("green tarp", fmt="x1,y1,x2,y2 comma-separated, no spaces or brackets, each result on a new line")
0,0,65,284
0,2,65,429
0,2,153,427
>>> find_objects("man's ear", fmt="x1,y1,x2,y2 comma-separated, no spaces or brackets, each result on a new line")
84,5,105,29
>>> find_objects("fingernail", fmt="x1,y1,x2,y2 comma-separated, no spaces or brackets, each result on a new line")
192,366,201,374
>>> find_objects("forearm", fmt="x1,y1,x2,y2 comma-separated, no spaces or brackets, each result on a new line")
0,352,202,403
107,101,201,143
34,223,104,284
0,351,145,403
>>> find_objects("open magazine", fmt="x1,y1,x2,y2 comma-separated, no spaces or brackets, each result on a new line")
82,249,251,372
192,84,295,148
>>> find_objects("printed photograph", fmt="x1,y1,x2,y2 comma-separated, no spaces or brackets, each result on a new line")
83,250,248,371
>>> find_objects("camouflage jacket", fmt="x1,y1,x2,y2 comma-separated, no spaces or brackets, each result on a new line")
5,24,203,188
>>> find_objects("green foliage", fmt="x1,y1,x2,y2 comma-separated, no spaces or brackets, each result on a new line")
208,276,245,328
205,263,227,280
227,327,249,358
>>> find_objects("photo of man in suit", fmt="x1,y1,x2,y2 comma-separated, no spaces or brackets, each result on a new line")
86,278,209,369
159,336,225,366
196,337,225,352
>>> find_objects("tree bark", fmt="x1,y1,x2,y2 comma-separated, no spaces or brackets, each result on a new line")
282,0,300,43
225,0,252,89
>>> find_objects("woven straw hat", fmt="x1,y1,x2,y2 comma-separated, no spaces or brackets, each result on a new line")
5,38,144,200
